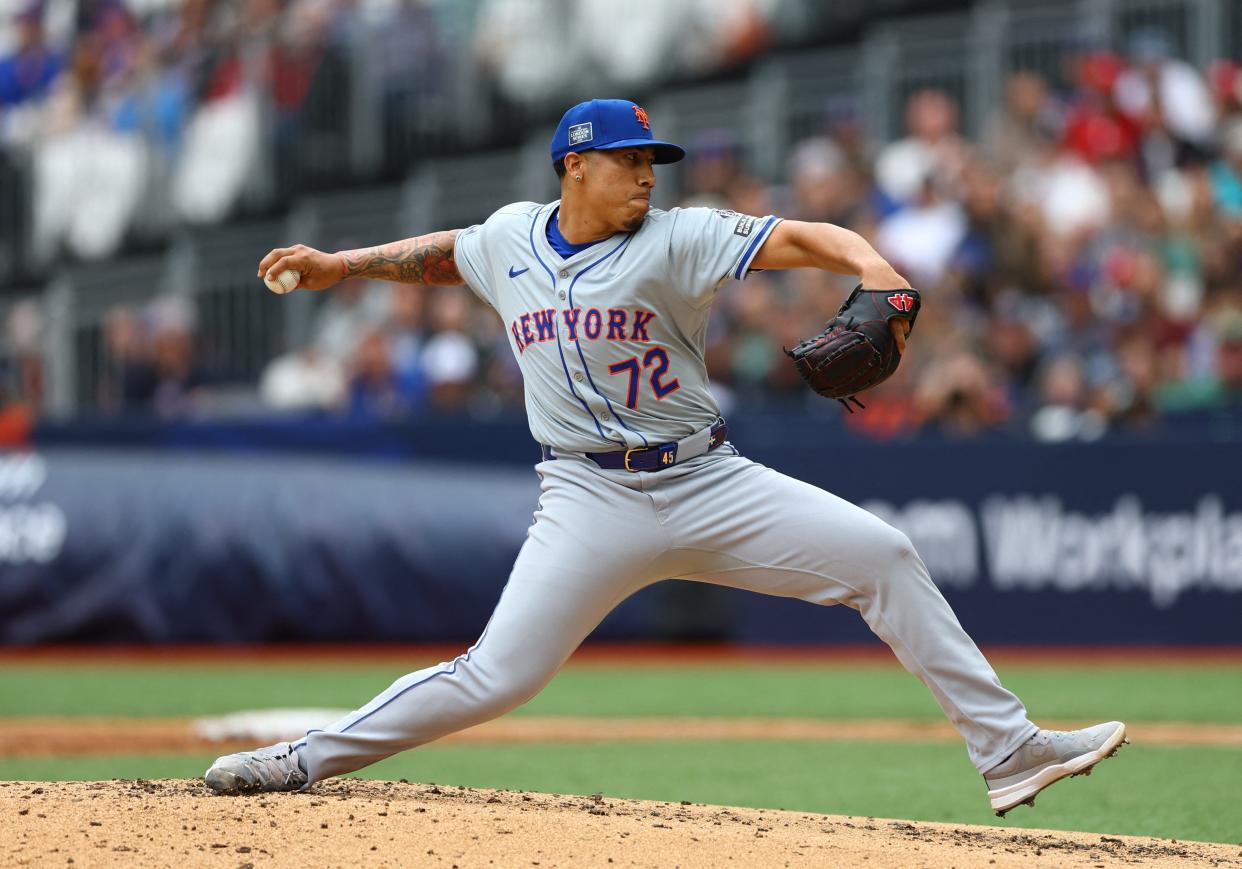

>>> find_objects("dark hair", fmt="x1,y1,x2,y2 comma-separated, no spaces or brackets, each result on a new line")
553,158,567,180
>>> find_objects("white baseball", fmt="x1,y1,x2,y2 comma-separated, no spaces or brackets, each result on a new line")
264,269,301,294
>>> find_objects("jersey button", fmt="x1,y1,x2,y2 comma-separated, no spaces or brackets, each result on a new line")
573,371,584,382
600,412,611,421
558,270,568,279
559,291,566,300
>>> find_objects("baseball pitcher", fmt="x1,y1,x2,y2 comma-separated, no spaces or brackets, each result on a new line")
206,100,1126,816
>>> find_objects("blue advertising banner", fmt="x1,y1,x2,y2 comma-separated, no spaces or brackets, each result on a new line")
1,433,1239,645
745,439,1242,646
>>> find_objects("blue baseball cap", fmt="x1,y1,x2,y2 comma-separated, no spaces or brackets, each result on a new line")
551,99,685,165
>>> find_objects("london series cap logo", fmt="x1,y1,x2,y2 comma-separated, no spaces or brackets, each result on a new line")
568,122,593,146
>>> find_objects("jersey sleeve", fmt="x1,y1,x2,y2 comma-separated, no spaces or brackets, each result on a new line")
451,221,496,308
452,201,542,310
666,207,782,307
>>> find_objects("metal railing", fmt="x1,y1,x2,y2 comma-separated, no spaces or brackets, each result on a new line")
0,149,33,286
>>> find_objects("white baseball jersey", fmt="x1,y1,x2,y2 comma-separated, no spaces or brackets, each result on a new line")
453,201,780,452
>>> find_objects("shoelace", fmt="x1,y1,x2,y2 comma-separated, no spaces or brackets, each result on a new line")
1028,729,1093,753
242,746,304,786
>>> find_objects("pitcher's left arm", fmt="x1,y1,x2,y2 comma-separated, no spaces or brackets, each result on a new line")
751,221,912,350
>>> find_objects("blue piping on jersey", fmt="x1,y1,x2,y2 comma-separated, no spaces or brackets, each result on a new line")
566,233,650,448
293,618,497,753
527,206,620,446
733,216,779,280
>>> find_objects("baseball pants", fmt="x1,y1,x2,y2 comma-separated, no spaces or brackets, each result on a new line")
296,450,1038,782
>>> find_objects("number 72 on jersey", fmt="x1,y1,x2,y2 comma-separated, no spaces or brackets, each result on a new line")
607,348,681,409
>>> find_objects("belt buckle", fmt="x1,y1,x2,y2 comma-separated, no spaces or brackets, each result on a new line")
623,447,641,472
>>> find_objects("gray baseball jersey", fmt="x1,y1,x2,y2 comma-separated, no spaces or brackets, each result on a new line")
453,201,780,451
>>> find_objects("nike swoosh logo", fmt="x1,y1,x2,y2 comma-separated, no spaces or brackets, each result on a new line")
508,266,530,278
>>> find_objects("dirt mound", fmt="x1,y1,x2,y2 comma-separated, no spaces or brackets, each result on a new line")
3,779,1238,868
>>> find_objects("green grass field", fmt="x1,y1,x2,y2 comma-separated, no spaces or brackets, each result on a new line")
2,659,1240,844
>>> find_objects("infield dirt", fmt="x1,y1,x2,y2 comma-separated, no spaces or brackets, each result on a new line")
3,779,1239,869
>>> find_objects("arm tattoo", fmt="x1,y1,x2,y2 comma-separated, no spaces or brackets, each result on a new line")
338,230,463,285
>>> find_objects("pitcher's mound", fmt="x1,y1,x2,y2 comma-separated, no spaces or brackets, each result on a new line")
2,779,1234,868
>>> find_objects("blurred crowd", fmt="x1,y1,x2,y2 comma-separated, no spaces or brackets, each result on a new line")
0,0,450,259
251,37,1242,441
691,38,1242,441
0,0,778,262
258,277,522,419
3,1,1242,442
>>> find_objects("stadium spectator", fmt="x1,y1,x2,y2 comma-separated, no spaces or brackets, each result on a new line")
915,351,1010,439
983,304,1042,413
96,297,217,419
0,5,61,110
984,71,1060,175
1061,51,1140,165
1207,60,1242,128
147,296,213,419
3,300,44,417
1115,30,1217,165
311,276,392,364
27,22,149,262
875,172,967,288
472,0,573,104
1209,121,1242,218
419,286,479,411
376,0,449,173
110,30,191,162
681,131,744,209
786,136,866,226
1107,334,1163,431
472,314,524,415
1159,308,1242,413
1028,353,1106,441
259,347,345,412
99,305,156,414
1019,148,1112,239
874,88,971,207
944,163,1037,306
170,0,266,224
388,285,429,380
345,328,424,420
717,274,785,402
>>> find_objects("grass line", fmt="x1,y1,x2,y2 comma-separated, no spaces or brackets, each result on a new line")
2,665,1240,722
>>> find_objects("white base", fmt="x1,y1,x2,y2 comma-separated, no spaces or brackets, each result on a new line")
194,708,351,743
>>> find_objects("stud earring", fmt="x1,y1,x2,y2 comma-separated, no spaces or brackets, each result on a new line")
575,175,582,182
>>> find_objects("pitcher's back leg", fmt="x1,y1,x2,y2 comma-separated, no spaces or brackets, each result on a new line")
295,460,665,783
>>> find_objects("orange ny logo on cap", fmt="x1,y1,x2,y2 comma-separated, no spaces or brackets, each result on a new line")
632,105,650,130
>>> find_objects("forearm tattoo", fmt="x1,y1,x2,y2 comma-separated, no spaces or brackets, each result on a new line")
339,230,463,285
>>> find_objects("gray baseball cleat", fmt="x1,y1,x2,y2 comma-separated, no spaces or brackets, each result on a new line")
985,721,1128,817
204,741,308,795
